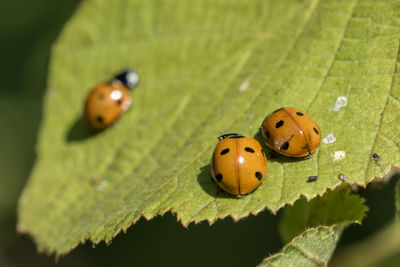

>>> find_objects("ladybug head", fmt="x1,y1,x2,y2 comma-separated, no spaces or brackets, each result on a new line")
112,69,139,89
218,133,244,141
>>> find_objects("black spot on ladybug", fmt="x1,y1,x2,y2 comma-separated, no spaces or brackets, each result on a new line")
313,127,319,135
265,131,270,139
216,173,223,182
220,148,230,155
307,176,318,182
280,141,289,150
116,99,122,105
245,147,255,153
273,107,284,113
255,172,263,180
372,153,381,162
96,116,104,124
99,94,105,100
296,112,304,116
276,120,284,128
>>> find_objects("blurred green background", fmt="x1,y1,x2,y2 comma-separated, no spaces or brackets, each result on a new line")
0,1,398,266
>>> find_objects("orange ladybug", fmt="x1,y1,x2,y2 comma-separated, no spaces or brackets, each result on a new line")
84,70,139,130
260,107,321,158
210,133,268,197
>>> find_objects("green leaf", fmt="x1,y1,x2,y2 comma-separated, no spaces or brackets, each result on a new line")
260,225,345,267
261,187,367,266
330,176,400,267
18,0,400,255
279,187,367,243
331,218,400,267
396,177,400,218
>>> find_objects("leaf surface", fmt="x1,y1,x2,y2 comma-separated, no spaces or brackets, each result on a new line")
396,177,400,217
260,225,344,267
18,0,400,255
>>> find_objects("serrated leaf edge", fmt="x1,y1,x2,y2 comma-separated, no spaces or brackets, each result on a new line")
259,224,346,267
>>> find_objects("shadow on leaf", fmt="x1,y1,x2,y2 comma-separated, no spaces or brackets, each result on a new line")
197,164,234,199
66,116,98,142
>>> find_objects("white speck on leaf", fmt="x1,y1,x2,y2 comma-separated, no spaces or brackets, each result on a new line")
238,77,251,92
322,133,336,144
333,96,347,111
97,180,108,192
332,150,346,161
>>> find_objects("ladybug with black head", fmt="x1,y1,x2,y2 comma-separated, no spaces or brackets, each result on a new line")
84,70,139,130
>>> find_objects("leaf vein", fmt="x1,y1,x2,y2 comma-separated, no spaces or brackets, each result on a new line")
364,38,400,181
291,243,326,267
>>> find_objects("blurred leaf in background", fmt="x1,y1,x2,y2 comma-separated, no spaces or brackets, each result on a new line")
279,188,367,244
260,188,367,266
330,174,400,267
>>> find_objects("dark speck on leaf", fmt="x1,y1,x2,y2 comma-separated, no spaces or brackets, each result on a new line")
372,153,381,162
338,173,347,181
307,176,318,182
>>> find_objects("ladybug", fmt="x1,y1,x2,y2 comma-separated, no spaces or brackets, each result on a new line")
84,70,139,130
260,107,321,158
210,133,268,197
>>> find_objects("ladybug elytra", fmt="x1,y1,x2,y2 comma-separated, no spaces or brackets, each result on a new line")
84,70,139,130
260,107,321,158
211,133,267,197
